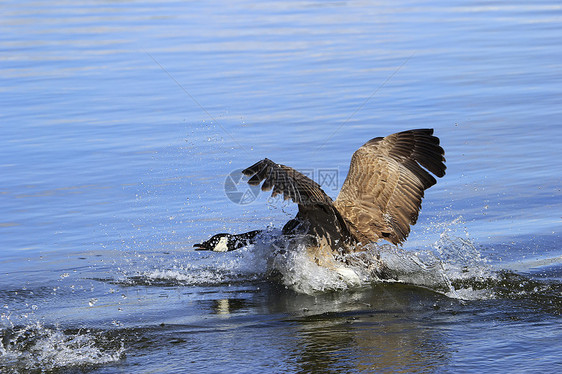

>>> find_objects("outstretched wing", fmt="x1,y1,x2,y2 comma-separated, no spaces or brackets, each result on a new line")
242,158,352,246
334,129,446,245
242,158,332,205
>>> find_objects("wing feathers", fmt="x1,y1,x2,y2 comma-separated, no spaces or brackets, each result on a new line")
242,158,332,205
242,158,354,248
240,129,445,247
335,129,446,245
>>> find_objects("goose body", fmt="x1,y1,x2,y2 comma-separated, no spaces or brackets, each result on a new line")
195,129,446,270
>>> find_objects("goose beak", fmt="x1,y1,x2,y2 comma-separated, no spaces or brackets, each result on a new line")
193,243,207,250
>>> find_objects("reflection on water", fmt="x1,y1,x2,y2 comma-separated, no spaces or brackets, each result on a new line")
194,285,454,373
211,298,250,315
287,286,451,373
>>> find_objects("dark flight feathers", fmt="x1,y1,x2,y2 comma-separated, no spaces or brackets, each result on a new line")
242,158,332,205
242,129,446,247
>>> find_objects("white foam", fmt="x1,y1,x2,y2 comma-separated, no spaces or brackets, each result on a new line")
145,268,225,284
131,241,270,286
0,322,124,371
264,239,367,294
128,221,496,299
334,267,362,286
259,223,496,298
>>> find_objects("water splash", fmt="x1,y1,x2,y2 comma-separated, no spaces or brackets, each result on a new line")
115,218,560,311
251,220,489,296
117,226,489,296
118,240,270,287
267,240,355,294
0,322,125,372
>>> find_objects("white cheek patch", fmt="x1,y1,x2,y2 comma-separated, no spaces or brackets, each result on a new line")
213,236,229,252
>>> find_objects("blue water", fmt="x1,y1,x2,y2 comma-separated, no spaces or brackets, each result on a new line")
1,0,561,372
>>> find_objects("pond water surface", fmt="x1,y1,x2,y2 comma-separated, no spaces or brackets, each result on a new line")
1,0,561,373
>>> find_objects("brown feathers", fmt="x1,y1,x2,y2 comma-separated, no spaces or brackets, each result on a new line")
242,129,446,248
242,158,333,205
334,129,446,245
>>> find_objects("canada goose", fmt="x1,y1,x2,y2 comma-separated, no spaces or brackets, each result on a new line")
193,230,261,252
194,129,446,270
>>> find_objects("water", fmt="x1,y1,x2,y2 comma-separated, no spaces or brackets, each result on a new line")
1,0,561,372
